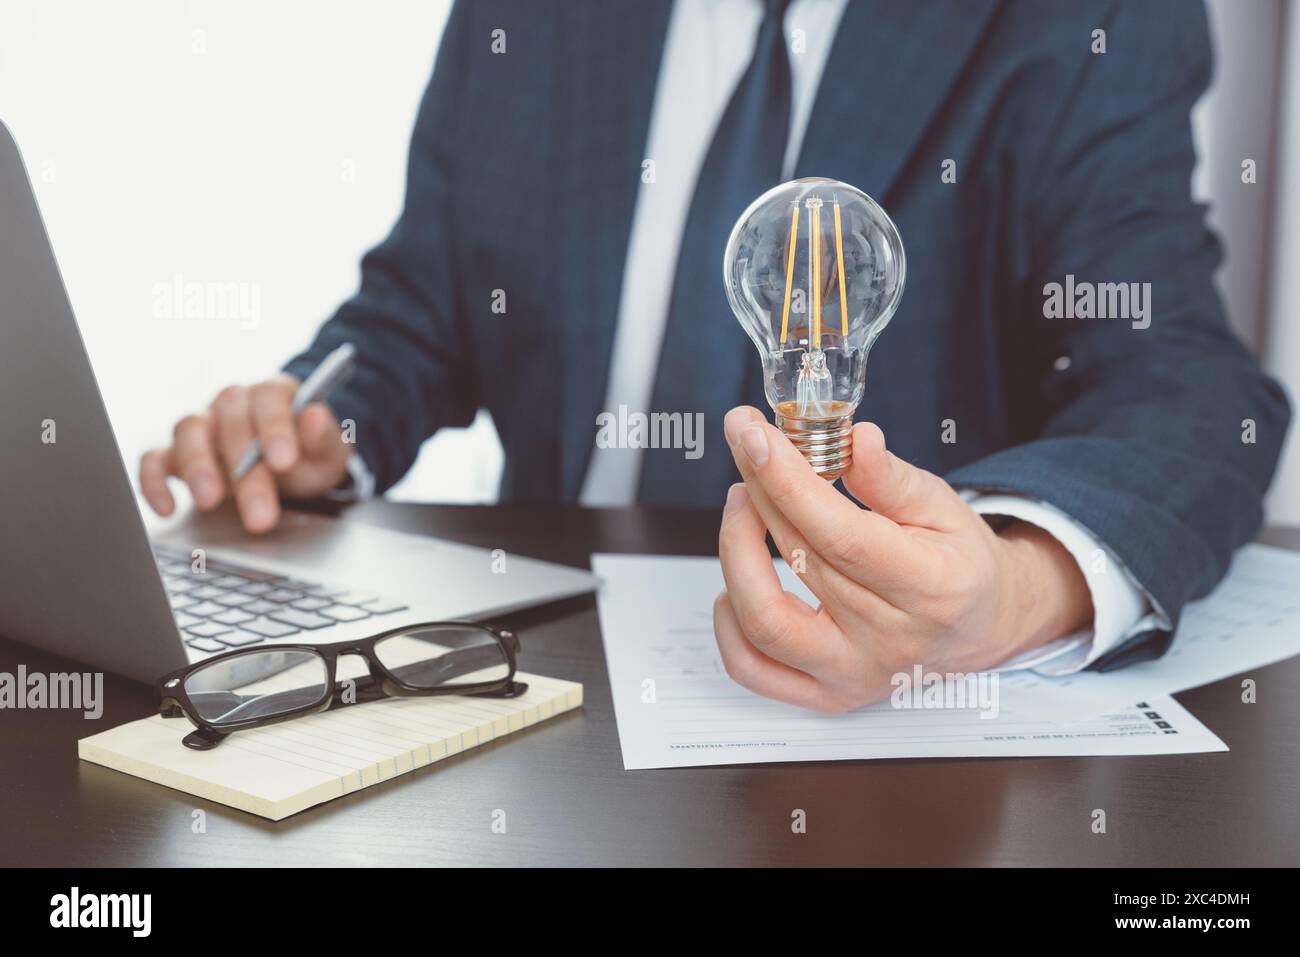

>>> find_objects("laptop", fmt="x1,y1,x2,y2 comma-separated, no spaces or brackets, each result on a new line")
0,119,597,683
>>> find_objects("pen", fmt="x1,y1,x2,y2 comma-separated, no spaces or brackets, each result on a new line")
230,342,357,480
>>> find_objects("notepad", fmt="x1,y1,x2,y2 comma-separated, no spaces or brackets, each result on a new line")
78,672,582,820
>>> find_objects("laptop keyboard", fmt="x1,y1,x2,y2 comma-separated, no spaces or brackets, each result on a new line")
153,545,408,655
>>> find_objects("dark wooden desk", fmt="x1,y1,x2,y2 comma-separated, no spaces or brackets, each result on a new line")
2,504,1297,866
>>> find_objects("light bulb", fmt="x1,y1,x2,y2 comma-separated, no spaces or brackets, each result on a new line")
723,177,905,480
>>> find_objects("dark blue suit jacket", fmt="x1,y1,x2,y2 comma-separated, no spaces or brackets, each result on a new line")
287,0,1290,666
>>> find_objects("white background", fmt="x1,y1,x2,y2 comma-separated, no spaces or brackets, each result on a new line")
0,0,495,505
1,0,1297,520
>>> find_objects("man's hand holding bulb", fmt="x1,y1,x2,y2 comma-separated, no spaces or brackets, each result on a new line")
714,405,1094,712
716,178,1091,710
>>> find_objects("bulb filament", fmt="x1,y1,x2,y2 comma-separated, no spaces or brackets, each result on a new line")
773,193,853,416
778,203,799,346
813,202,824,347
779,195,849,350
833,200,848,337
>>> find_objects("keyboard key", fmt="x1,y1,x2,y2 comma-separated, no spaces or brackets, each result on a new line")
168,594,196,612
174,612,202,629
217,630,265,647
186,637,227,653
211,575,250,589
362,599,408,615
242,617,302,638
208,564,278,583
189,585,225,601
213,609,255,626
239,582,274,596
184,601,227,618
185,621,233,639
264,588,305,603
303,584,349,598
320,604,371,623
242,599,279,615
334,591,379,606
266,608,334,630
164,578,196,595
214,592,254,608
291,597,331,611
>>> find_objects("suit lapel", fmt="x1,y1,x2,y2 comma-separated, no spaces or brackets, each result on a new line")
796,0,1001,200
555,0,674,499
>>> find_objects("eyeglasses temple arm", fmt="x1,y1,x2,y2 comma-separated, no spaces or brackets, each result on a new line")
182,727,228,751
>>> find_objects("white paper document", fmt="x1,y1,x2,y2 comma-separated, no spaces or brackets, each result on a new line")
1026,544,1300,705
587,548,1300,769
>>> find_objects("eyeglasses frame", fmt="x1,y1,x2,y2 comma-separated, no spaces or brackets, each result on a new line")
157,620,526,750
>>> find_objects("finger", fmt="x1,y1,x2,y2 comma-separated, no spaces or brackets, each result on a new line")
720,477,872,635
718,467,868,623
298,402,349,466
718,483,838,673
713,592,835,711
211,387,280,533
139,448,176,516
724,407,926,594
267,402,350,499
718,409,828,574
171,413,225,509
840,422,972,532
210,386,256,478
718,475,912,646
715,489,890,685
249,378,299,472
721,410,887,605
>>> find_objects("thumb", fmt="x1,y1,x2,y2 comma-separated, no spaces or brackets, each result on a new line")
840,422,969,532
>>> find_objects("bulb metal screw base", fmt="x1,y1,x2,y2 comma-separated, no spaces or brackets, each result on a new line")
774,405,854,481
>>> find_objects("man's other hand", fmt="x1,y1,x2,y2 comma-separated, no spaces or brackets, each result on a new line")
714,406,1094,712
139,375,351,534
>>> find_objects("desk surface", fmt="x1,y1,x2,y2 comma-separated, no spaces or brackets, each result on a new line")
2,502,1297,867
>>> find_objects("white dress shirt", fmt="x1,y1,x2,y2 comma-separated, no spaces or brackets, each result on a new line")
575,0,1168,673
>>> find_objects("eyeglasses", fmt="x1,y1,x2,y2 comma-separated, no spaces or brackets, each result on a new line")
157,621,526,750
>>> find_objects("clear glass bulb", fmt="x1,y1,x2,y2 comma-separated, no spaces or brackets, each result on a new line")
723,177,905,480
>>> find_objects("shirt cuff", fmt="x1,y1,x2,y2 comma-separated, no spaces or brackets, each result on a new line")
957,491,1170,675
324,451,376,504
